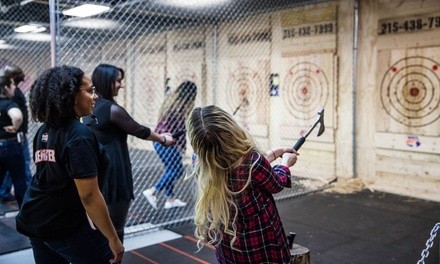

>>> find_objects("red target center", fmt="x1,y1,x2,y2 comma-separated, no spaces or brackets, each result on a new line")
301,87,308,95
409,87,419,97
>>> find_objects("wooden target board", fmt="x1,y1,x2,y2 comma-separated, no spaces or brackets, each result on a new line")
217,60,270,132
167,28,205,108
278,53,335,143
134,35,167,127
376,48,440,136
282,61,330,120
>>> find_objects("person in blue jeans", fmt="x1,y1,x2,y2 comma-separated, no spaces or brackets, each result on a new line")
0,65,32,202
143,81,197,209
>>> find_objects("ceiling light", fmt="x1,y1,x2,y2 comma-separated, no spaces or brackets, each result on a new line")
20,0,35,5
0,43,15,50
14,24,46,33
161,0,229,8
14,33,51,42
62,4,110,18
63,18,118,30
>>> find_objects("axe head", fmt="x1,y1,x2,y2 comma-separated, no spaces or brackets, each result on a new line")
316,108,325,136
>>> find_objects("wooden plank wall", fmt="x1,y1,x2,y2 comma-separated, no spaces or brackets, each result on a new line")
357,0,440,201
55,0,439,201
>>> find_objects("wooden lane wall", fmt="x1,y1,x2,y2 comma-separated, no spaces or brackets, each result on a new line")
215,13,272,150
127,34,167,150
270,3,338,181
128,28,208,153
358,0,440,201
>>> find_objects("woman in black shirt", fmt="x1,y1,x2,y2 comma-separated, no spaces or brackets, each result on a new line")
16,66,124,264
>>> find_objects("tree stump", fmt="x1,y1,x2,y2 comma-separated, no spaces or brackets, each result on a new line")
290,243,310,264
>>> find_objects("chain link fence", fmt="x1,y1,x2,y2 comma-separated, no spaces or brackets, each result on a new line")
0,0,347,235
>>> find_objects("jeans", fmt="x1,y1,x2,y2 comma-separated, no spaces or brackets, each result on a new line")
0,135,32,199
0,139,27,207
30,225,114,264
107,199,131,243
153,142,184,198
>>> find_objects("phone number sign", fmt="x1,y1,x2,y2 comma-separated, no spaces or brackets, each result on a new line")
379,14,440,35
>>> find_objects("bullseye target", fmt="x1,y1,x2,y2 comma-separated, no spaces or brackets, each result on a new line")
283,62,329,120
175,69,198,87
380,56,440,127
226,66,265,118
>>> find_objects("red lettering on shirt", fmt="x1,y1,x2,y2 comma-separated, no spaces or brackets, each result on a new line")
35,149,56,163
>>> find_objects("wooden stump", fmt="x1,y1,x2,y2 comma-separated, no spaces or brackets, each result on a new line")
290,243,310,264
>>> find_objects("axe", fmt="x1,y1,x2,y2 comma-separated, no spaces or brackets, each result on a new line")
293,109,325,151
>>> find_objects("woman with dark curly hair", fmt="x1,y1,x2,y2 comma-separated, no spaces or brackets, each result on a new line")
16,66,124,264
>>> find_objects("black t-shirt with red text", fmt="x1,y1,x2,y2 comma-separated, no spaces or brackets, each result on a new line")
16,119,103,240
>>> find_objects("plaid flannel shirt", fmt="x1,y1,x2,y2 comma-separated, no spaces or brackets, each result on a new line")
215,151,291,264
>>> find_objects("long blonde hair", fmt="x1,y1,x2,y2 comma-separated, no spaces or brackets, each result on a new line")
158,81,197,121
186,105,257,250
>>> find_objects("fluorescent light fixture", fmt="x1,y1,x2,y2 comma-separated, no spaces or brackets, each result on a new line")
63,18,118,30
14,24,46,33
161,0,229,8
0,43,16,50
14,33,51,42
62,4,110,18
20,0,35,5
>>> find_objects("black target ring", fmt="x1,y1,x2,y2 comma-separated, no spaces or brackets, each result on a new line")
380,56,440,127
283,62,329,120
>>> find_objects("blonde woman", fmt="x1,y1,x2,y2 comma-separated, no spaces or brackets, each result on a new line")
143,81,197,209
186,105,298,264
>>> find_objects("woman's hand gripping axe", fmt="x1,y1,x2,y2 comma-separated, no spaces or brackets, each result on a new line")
293,109,325,151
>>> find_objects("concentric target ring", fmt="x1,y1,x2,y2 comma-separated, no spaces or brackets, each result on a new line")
380,56,440,127
226,66,265,118
282,62,329,120
175,69,198,87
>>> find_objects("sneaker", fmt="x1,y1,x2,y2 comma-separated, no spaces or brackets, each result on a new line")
164,199,187,209
142,188,157,209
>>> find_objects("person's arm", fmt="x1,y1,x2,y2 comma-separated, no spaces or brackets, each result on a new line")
110,104,175,146
74,177,124,264
147,130,175,146
3,107,23,133
253,151,298,193
265,146,297,163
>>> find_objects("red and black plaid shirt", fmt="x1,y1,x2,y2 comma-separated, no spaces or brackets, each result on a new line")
215,151,291,264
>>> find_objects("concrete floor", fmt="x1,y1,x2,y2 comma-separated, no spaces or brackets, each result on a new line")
1,188,440,264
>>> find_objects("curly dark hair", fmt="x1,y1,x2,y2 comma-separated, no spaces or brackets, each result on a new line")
30,65,84,127
92,63,124,101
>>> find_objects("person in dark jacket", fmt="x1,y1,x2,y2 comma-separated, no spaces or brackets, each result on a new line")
0,69,26,207
0,65,32,202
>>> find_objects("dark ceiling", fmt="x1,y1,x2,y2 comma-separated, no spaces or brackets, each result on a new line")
0,0,327,42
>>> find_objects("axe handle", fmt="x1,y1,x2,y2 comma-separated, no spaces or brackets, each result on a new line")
172,130,186,138
293,137,306,151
